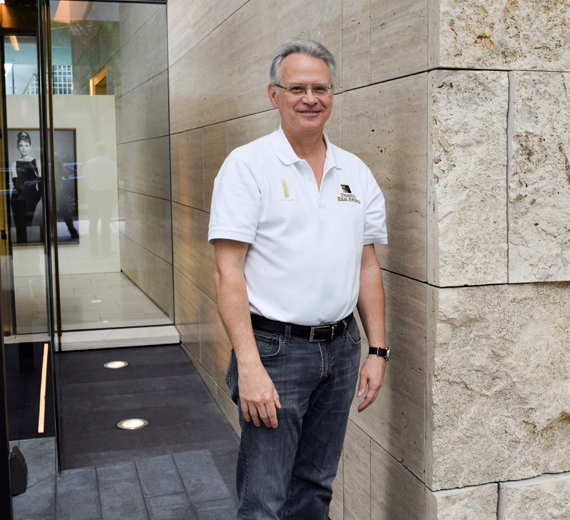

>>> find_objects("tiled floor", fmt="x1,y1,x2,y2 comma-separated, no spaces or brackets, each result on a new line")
13,272,172,334
10,438,237,520
10,345,240,520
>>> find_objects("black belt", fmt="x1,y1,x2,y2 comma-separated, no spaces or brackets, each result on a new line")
251,313,354,342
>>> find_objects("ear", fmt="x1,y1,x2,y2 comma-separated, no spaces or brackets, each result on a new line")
268,84,279,109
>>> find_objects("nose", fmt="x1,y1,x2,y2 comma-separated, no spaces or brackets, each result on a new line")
301,88,318,103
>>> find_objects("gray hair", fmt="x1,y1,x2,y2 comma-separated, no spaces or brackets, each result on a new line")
270,40,336,89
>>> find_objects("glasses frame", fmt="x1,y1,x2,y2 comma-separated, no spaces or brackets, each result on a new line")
274,83,333,98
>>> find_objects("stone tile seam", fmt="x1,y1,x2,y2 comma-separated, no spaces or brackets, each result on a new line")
117,134,170,147
170,450,208,518
381,267,570,289
506,71,515,285
173,267,217,307
168,0,253,69
108,8,169,101
119,187,172,203
132,459,154,519
120,232,174,267
115,68,169,103
432,470,570,494
169,67,510,136
351,421,426,488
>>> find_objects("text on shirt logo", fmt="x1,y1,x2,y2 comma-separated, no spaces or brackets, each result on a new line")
280,178,297,202
338,184,361,204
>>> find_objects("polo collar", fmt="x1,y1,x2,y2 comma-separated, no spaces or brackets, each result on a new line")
271,126,341,170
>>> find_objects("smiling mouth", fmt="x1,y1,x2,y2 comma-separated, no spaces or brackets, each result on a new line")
298,110,320,114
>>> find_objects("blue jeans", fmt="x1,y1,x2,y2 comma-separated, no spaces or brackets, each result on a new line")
226,318,362,519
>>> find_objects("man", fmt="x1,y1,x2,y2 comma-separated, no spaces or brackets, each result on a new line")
208,40,389,519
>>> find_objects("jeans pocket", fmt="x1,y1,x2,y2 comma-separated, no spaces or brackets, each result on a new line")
345,321,362,347
253,330,283,358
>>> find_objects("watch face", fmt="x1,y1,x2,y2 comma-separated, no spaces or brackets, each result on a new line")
385,346,392,362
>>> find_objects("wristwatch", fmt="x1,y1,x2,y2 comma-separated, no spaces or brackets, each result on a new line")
369,346,391,361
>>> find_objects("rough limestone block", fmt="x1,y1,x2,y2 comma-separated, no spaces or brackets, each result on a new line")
427,484,498,520
428,283,570,490
509,71,570,283
428,70,508,287
436,0,570,71
342,75,428,281
499,472,570,520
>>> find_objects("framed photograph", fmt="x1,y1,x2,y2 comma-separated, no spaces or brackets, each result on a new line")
7,128,79,245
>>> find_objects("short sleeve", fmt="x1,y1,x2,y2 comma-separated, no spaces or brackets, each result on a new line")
363,169,388,245
208,156,261,245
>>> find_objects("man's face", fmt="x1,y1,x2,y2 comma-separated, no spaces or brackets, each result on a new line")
268,53,333,137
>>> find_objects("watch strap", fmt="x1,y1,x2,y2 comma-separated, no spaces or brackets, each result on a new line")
369,346,390,360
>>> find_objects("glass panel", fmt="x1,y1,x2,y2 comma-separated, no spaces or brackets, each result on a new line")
1,0,57,451
49,1,173,332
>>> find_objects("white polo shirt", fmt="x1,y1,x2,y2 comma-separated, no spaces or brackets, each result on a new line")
208,127,387,326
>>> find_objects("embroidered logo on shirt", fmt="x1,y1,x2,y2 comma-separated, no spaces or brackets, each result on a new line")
338,184,361,204
280,178,297,202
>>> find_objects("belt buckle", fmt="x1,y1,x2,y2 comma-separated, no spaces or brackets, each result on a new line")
309,324,335,342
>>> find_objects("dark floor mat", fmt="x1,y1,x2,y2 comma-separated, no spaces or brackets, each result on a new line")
56,345,239,500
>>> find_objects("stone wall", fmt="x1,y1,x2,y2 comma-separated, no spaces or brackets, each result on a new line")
167,0,570,518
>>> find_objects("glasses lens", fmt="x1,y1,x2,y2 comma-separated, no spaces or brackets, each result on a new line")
286,85,306,96
312,85,330,96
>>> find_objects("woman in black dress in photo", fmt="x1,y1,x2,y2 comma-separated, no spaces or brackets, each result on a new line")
10,131,42,244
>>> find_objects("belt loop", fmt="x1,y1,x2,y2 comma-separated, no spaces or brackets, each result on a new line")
341,318,348,337
284,323,291,342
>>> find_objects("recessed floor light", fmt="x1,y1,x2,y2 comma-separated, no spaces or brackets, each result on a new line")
91,300,103,303
117,419,148,430
104,361,129,369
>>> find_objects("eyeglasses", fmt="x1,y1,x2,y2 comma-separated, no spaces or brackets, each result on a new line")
274,84,333,97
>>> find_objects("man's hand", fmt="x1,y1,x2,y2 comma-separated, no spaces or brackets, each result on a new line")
238,363,281,428
356,355,386,412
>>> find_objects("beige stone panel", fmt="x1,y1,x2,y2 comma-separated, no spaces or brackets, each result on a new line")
349,271,426,480
170,0,342,133
200,292,233,391
117,137,171,200
342,0,370,90
174,268,201,359
167,0,249,66
342,75,427,281
428,70,508,287
119,234,174,317
171,129,205,210
371,0,428,83
169,49,199,134
330,455,343,520
437,0,570,71
371,441,427,520
116,71,169,144
203,123,228,212
116,8,167,97
344,422,371,520
232,0,342,118
215,381,241,436
119,3,163,46
118,190,173,264
427,484,498,520
227,110,282,153
172,203,216,302
499,472,570,520
429,283,570,490
509,72,570,283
